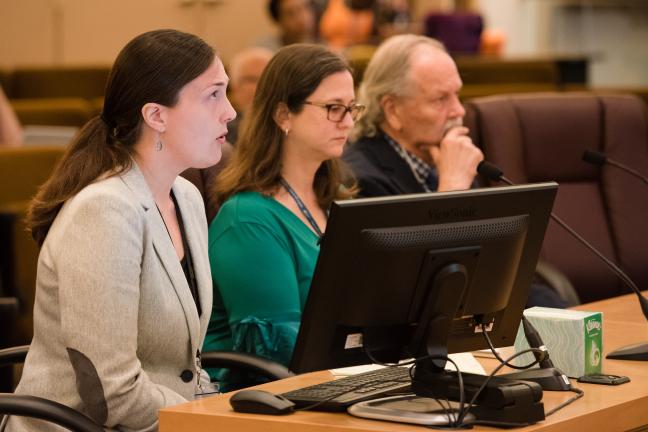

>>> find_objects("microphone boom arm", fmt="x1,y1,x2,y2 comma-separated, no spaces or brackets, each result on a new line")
476,160,648,361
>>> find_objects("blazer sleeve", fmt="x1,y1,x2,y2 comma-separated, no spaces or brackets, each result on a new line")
344,144,401,198
55,189,186,431
354,174,401,198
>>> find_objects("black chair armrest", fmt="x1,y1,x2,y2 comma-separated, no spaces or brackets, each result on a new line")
200,351,294,382
0,393,103,432
0,345,28,368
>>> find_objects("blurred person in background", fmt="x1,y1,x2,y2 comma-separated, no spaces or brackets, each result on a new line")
0,86,22,146
375,0,414,41
258,0,319,51
319,0,376,50
226,47,273,144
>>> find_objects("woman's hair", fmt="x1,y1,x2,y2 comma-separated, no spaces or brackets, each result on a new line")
352,34,445,140
28,29,215,246
215,43,356,210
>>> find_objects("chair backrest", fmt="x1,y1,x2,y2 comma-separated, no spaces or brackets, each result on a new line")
0,146,66,347
180,141,234,224
464,93,648,303
0,146,65,206
9,67,110,100
11,98,94,127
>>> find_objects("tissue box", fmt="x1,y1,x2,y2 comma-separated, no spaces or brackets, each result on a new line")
513,307,603,378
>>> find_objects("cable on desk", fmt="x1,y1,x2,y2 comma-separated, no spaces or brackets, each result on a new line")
480,323,586,418
545,387,584,417
481,323,545,370
458,347,547,425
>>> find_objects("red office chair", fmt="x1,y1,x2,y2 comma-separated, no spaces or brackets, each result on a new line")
465,93,648,303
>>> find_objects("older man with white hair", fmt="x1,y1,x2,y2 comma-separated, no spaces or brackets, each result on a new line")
344,35,568,308
345,34,482,195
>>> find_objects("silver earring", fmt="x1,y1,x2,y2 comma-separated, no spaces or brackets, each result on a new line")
155,139,163,151
284,128,290,137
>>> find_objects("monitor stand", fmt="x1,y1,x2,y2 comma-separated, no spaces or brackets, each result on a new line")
348,394,475,427
407,261,545,424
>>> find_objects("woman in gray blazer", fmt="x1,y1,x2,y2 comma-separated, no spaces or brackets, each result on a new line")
5,29,236,431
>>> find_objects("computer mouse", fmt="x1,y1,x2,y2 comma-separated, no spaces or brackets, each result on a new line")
229,389,296,415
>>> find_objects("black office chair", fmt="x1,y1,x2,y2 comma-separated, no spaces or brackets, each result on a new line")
0,394,104,432
200,350,293,382
0,345,104,432
0,297,18,394
0,345,291,430
0,345,292,384
0,346,292,379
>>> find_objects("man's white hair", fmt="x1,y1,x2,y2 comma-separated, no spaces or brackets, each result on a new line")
228,47,274,88
352,34,446,140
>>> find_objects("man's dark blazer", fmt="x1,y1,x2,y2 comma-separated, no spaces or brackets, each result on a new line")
343,133,426,198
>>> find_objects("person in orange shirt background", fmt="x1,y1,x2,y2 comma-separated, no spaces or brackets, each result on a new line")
319,0,375,50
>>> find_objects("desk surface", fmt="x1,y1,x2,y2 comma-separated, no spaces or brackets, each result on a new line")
160,294,648,432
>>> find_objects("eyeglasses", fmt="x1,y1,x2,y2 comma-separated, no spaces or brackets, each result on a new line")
303,101,365,122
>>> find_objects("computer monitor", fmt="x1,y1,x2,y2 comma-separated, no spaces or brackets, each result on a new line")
289,182,557,374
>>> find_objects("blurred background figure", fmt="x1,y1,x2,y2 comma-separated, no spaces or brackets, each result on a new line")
0,86,22,147
423,8,483,55
319,0,376,50
226,47,273,144
480,28,506,57
374,0,413,41
258,0,318,51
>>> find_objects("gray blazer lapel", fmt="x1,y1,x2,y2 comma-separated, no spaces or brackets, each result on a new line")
172,182,212,345
120,164,202,351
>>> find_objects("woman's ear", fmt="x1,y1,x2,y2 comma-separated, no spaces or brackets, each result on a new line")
380,95,403,132
273,102,291,133
141,103,166,133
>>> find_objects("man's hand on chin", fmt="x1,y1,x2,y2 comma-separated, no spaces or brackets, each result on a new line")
431,126,484,192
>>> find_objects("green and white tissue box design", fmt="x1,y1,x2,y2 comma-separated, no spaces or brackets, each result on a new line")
513,307,603,378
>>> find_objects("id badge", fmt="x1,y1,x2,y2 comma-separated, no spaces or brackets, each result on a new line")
194,372,220,399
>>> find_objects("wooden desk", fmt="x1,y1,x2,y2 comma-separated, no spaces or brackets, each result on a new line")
160,294,648,431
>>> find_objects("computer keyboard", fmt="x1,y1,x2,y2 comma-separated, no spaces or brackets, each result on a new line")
281,366,412,412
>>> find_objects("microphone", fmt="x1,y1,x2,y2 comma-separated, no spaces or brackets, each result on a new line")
582,149,648,185
522,316,554,370
500,315,572,391
478,160,648,361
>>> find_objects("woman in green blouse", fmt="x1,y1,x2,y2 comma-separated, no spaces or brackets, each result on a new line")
203,44,364,389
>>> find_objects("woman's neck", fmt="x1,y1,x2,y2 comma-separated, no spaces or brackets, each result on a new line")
280,151,322,202
133,149,178,207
